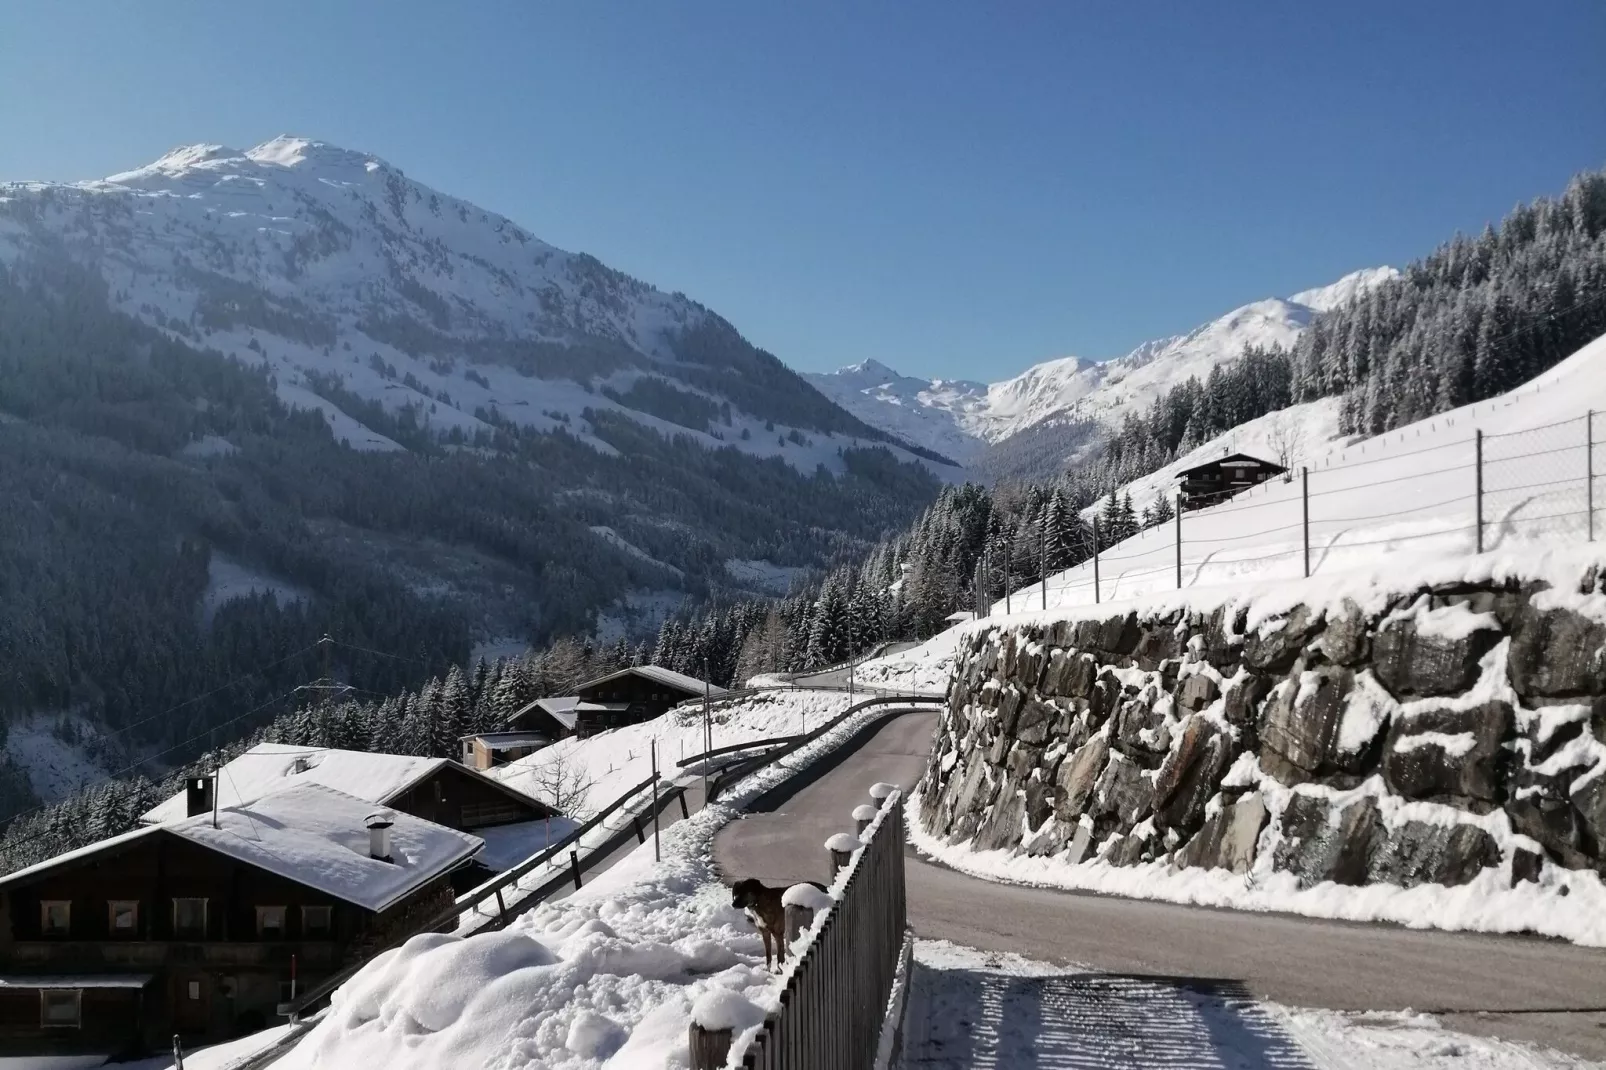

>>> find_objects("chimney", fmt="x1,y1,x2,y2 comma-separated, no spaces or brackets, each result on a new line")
365,810,395,863
185,776,215,819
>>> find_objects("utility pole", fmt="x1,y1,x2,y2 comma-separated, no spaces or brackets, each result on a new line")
1092,516,1102,605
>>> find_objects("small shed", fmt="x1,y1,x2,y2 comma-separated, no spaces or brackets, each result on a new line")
460,730,553,772
1175,452,1288,510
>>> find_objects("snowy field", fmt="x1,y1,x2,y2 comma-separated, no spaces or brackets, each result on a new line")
903,941,1599,1070
1007,331,1606,613
275,696,905,1070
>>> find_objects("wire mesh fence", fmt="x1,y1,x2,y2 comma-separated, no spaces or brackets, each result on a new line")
1000,410,1601,614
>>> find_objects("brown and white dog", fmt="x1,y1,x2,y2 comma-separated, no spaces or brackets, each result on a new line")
730,878,824,969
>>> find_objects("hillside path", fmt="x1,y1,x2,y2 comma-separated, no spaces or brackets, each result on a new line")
712,711,1606,1061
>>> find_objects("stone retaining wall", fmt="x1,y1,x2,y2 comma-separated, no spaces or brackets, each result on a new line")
918,568,1606,889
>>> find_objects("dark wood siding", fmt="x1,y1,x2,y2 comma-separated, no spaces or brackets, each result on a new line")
386,764,550,831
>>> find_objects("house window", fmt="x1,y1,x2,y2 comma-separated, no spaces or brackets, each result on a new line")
301,905,332,938
173,897,208,938
40,989,81,1028
256,906,287,938
40,901,70,936
109,900,139,936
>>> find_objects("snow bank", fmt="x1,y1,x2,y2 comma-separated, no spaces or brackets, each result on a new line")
907,793,1606,946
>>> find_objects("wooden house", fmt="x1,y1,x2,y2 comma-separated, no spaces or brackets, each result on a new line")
570,666,726,736
0,783,480,1060
140,745,556,833
504,696,580,741
459,730,553,772
1175,452,1288,510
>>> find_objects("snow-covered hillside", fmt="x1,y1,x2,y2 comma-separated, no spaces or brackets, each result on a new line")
0,137,946,476
808,268,1399,463
1003,329,1606,613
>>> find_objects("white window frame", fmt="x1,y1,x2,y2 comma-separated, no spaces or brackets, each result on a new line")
108,899,139,935
40,989,82,1029
40,900,71,936
301,904,333,938
172,897,209,938
256,905,287,938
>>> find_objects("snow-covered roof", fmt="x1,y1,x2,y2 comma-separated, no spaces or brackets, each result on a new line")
534,696,580,729
581,665,727,697
575,702,632,713
2,784,482,913
141,744,449,824
0,975,155,989
171,783,481,912
1175,452,1287,477
466,731,552,748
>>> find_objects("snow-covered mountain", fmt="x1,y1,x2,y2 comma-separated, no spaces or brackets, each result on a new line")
0,136,946,473
808,268,1400,464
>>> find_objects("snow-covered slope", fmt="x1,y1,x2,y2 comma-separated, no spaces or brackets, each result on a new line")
0,137,943,474
808,268,1399,463
1003,329,1606,612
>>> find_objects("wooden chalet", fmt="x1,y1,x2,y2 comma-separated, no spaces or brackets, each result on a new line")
140,744,556,833
570,666,727,736
1175,452,1288,510
504,695,580,741
0,783,480,1060
460,730,553,772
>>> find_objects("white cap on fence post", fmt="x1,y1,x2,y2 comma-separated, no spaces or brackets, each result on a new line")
852,803,878,835
869,782,898,806
825,832,859,879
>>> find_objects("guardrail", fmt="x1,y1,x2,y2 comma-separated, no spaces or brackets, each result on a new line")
689,785,910,1069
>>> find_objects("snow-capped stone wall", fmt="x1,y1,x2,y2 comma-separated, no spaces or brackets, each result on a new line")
920,568,1606,890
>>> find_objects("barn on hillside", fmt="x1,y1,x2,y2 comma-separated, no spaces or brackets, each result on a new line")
1175,452,1288,510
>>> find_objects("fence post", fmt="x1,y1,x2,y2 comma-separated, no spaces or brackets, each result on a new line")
651,740,661,863
1301,466,1310,578
1092,516,1102,605
1475,429,1484,554
1174,493,1182,589
825,833,857,879
569,848,582,891
688,1023,733,1070
1589,410,1596,542
172,1036,185,1070
1004,552,1011,615
1039,518,1048,611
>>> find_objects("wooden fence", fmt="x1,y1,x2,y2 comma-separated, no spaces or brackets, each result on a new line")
692,786,909,1069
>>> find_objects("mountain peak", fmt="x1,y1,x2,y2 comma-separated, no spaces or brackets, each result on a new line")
1288,266,1400,313
244,136,391,177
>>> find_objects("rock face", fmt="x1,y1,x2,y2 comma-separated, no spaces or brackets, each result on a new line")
919,574,1606,893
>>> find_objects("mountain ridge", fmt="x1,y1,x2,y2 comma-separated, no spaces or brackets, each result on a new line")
806,267,1400,464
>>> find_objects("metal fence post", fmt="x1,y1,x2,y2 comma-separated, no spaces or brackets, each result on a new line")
1589,410,1596,542
1475,429,1484,554
1301,466,1310,578
1092,516,1101,604
1039,518,1048,611
1004,551,1011,615
1173,493,1182,589
569,848,582,890
651,739,661,862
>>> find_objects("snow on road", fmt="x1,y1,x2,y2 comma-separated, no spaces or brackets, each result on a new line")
903,941,1597,1069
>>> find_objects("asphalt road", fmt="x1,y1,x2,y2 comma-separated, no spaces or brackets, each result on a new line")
713,710,1606,1060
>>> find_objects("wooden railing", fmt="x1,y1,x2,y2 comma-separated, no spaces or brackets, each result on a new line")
691,786,910,1069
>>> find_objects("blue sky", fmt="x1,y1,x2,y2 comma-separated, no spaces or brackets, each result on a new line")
2,2,1601,381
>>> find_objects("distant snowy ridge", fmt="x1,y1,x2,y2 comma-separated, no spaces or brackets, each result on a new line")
0,136,949,476
808,267,1399,463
